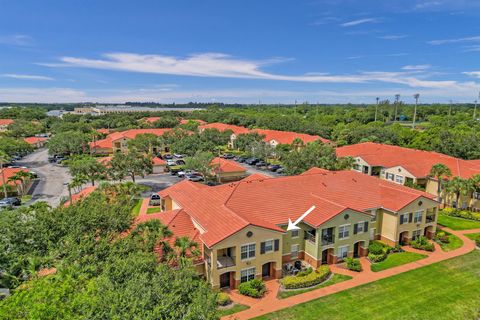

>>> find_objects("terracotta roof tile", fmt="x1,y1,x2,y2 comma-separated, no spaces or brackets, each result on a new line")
210,157,246,173
199,123,250,135
253,129,330,144
23,137,47,145
64,186,97,207
0,119,14,126
0,168,30,186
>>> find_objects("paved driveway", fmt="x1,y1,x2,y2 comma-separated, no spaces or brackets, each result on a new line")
16,148,71,207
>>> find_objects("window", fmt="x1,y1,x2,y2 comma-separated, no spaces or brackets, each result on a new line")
353,164,360,171
291,230,299,238
338,246,349,259
473,192,480,200
400,214,409,225
413,211,423,223
240,243,255,260
395,175,404,184
386,173,395,181
412,229,422,240
338,225,350,239
291,244,299,259
240,267,256,283
264,240,273,253
355,221,365,234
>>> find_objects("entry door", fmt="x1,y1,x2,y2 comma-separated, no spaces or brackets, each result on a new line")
262,263,270,277
321,249,328,264
220,272,230,288
353,242,360,258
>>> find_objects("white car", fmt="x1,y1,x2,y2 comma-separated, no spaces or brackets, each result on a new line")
166,160,176,166
173,153,184,158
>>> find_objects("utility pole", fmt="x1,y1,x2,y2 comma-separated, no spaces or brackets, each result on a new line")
375,97,379,122
394,94,400,122
449,100,453,116
474,91,480,120
413,93,420,129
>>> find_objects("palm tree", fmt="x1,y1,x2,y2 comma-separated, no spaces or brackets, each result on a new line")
16,171,35,196
7,174,23,196
429,164,452,202
0,150,11,198
168,236,200,268
445,177,474,208
131,220,173,254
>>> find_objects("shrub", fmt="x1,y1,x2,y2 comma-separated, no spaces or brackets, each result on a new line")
441,208,480,221
368,252,387,262
435,231,450,244
216,292,231,306
296,267,313,277
368,241,385,255
345,258,362,272
368,241,392,262
410,236,435,252
391,244,404,253
238,279,266,298
280,265,331,289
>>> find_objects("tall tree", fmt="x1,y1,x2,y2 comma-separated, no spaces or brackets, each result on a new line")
184,151,214,180
445,177,474,207
428,163,452,201
66,156,107,186
109,151,152,183
0,150,11,198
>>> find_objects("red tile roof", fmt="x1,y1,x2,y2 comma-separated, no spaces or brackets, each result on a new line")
0,168,30,186
336,142,480,179
210,157,247,173
96,128,111,134
0,119,14,126
159,169,433,247
241,173,271,182
253,129,330,144
199,123,250,135
64,186,97,207
89,128,172,150
142,117,161,123
23,137,47,145
152,157,166,165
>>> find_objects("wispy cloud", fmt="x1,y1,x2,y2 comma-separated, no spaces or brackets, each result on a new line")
428,35,480,45
463,71,480,78
40,52,477,91
1,74,54,81
379,35,408,40
340,18,378,27
402,65,432,71
0,34,33,46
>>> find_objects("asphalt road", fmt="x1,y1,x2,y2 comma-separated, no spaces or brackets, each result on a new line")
17,148,71,207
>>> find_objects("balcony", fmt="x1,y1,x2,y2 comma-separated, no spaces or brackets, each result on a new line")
426,215,435,223
321,235,335,246
217,256,236,269
304,232,316,244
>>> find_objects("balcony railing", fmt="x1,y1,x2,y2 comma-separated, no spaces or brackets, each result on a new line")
217,256,236,269
426,215,435,223
304,232,316,243
321,235,334,246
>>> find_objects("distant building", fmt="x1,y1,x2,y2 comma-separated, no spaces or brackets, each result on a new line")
0,119,14,132
74,105,204,115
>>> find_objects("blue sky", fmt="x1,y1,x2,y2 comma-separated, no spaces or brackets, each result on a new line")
1,0,480,103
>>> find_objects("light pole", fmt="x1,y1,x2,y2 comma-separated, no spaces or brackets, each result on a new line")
474,91,480,120
449,100,453,116
413,94,420,129
375,97,379,122
394,94,400,122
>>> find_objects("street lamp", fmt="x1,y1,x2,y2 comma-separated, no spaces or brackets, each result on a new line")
375,97,379,122
394,94,400,122
474,91,480,120
413,93,420,129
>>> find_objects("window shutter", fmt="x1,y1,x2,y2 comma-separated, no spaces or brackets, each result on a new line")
364,221,368,231
353,224,358,234
274,239,280,251
260,242,265,254
409,213,413,223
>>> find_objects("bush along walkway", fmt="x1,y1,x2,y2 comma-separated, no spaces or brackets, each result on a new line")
222,227,478,320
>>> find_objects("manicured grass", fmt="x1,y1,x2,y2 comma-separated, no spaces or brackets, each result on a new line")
131,199,142,216
436,231,464,252
466,232,480,241
438,214,480,230
146,207,161,214
217,303,250,317
254,251,480,320
370,251,427,272
278,274,352,299
20,195,32,203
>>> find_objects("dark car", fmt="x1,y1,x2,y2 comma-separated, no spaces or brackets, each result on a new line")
255,161,268,168
163,154,173,159
0,197,21,208
176,159,186,165
48,156,57,163
222,153,235,159
245,158,259,165
267,164,282,172
206,181,221,186
149,194,161,206
236,156,247,163
276,167,285,174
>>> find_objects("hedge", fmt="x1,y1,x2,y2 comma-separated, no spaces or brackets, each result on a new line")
216,292,231,306
280,265,331,289
441,208,480,221
345,258,362,272
410,236,435,252
238,279,266,298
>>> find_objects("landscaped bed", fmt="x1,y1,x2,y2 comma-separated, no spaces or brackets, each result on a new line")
278,274,352,299
370,251,427,272
465,233,480,247
438,214,480,230
280,265,331,290
253,251,480,320
434,230,463,252
146,207,161,214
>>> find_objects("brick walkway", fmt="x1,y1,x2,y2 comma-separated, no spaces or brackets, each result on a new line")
222,227,478,320
138,197,150,217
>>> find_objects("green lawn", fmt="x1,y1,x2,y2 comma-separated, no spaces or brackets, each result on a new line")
278,274,352,299
146,207,161,214
254,251,480,320
217,303,250,317
20,195,32,203
436,231,464,252
438,214,480,230
131,199,142,216
370,251,427,272
466,232,480,241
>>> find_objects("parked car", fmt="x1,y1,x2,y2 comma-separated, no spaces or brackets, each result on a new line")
173,153,184,158
186,173,204,182
255,161,268,168
176,159,186,165
30,171,38,178
163,154,173,159
222,153,235,159
236,156,247,163
48,156,56,163
206,181,220,186
276,167,285,174
166,159,176,166
177,170,186,178
7,165,20,169
149,194,161,206
169,165,184,175
267,164,282,172
245,158,259,165
0,197,21,209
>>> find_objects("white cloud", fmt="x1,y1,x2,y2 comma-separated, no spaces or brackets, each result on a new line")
428,35,480,45
1,74,54,81
340,18,378,27
0,87,87,103
402,65,432,70
379,35,408,40
463,71,480,78
0,34,33,46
